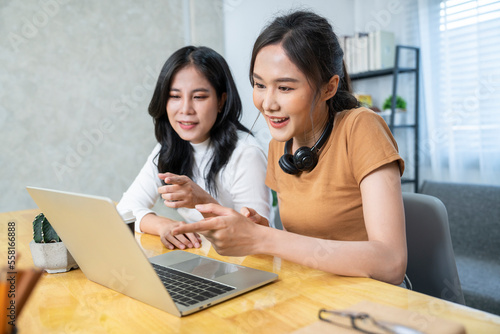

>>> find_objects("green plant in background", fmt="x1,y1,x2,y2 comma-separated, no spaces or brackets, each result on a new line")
272,190,278,207
33,213,60,243
382,95,407,111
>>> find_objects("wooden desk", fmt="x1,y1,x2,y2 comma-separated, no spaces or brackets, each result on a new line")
2,209,500,333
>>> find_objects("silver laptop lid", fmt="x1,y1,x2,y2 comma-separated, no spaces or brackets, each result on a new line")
26,186,180,316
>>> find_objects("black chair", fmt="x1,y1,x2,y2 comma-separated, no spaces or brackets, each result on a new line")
403,192,465,305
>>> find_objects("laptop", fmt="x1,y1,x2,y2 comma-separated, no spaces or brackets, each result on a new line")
26,186,278,316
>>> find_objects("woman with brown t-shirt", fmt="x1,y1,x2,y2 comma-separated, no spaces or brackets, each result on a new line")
173,10,407,285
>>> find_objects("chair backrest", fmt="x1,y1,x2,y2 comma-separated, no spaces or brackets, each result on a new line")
403,192,465,305
420,180,500,261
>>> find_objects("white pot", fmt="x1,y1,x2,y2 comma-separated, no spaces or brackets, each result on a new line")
29,240,79,274
382,109,408,125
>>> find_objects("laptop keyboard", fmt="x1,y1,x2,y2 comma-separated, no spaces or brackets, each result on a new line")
151,263,236,307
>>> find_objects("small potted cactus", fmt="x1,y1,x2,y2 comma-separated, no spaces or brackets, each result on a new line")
29,213,78,273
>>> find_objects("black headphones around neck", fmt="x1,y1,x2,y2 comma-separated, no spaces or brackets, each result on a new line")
278,115,334,175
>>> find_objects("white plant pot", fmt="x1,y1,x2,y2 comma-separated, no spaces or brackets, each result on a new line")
29,240,79,274
382,109,407,125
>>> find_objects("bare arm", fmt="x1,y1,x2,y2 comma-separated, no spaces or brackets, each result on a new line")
257,162,406,284
172,162,406,285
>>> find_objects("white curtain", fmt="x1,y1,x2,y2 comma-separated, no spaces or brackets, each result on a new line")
417,0,500,185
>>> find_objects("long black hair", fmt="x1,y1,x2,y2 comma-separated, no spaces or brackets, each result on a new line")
249,10,358,117
148,46,249,195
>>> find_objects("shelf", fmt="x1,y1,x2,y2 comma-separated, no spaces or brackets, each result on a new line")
351,45,420,192
350,67,417,80
392,124,416,129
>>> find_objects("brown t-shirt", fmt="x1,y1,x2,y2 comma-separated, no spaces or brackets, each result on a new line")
266,107,404,241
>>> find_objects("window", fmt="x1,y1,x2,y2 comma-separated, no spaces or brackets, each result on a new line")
440,0,500,30
419,0,500,184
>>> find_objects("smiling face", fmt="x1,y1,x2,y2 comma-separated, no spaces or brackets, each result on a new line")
166,65,224,144
252,44,330,149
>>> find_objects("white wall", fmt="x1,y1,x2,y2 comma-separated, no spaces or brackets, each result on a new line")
0,0,224,212
223,0,418,190
351,0,419,109
350,0,420,191
223,0,415,116
223,0,355,149
1,0,420,213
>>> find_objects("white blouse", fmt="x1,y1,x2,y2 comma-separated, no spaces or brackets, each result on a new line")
117,131,273,232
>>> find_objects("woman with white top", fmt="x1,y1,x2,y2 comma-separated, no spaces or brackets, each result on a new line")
117,46,272,251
